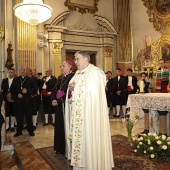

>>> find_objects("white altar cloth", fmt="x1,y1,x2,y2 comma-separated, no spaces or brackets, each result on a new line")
127,93,170,136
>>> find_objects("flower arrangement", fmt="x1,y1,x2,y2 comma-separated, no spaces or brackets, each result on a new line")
122,112,140,142
132,133,170,162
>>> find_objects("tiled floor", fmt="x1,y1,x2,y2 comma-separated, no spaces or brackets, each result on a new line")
0,112,144,169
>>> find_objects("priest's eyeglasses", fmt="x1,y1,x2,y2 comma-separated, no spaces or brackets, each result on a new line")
74,57,84,62
60,65,70,69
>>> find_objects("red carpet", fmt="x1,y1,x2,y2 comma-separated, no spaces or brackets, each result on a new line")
36,135,170,170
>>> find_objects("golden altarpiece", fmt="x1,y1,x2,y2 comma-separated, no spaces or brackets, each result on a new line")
134,0,170,91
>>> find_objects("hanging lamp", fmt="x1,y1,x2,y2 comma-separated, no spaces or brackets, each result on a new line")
13,0,52,25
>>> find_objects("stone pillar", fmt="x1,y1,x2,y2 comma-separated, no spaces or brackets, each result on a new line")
52,42,63,78
157,111,168,135
142,109,149,134
104,46,113,72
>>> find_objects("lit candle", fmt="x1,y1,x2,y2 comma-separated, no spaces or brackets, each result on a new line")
140,80,144,93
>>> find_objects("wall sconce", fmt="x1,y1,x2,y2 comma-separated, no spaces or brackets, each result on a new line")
37,41,48,48
37,32,48,48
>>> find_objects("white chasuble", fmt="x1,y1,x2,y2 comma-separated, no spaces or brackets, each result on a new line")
65,64,114,170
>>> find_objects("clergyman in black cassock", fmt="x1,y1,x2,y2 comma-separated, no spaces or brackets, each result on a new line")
51,60,74,154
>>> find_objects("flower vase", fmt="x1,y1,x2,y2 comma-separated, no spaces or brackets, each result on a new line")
126,123,134,142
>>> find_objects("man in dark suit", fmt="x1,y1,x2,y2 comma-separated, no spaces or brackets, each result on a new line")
1,68,16,131
105,71,116,115
41,69,57,126
124,68,137,105
10,66,37,137
113,68,126,117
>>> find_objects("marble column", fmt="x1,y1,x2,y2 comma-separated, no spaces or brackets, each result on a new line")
142,109,149,133
157,111,168,135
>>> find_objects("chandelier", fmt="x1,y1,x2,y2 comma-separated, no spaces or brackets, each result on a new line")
13,0,52,25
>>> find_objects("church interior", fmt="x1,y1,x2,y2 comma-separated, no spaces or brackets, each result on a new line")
1,0,170,169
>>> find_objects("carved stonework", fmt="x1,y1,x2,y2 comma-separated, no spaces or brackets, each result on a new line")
104,46,113,57
142,0,170,34
64,0,99,14
0,24,4,42
53,42,63,55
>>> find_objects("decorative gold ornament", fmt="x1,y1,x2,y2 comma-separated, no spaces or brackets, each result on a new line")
134,34,170,71
64,0,99,14
53,42,63,54
0,24,5,42
142,0,170,34
104,46,113,57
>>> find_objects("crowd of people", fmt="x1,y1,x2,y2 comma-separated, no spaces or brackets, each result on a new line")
0,52,169,169
105,59,169,117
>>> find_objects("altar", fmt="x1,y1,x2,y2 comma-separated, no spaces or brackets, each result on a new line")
127,93,170,136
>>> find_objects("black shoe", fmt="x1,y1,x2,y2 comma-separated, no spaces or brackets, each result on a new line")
116,115,120,118
43,123,48,126
36,123,38,125
14,133,22,137
23,126,27,129
29,132,35,136
14,124,17,127
11,128,15,132
113,115,116,118
6,128,10,132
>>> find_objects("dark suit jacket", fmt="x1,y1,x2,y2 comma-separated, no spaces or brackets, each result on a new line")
10,76,38,104
124,76,138,93
113,75,126,92
41,75,57,92
106,78,114,95
1,78,10,102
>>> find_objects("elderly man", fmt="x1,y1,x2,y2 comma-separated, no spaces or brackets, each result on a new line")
65,51,114,170
41,69,57,125
10,66,37,137
51,60,74,154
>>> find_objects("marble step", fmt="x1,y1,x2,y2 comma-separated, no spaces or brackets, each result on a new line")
13,141,52,170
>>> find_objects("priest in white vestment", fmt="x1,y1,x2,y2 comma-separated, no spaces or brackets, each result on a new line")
65,51,114,170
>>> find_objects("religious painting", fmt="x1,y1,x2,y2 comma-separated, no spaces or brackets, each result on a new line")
64,0,99,14
161,43,170,61
142,0,170,34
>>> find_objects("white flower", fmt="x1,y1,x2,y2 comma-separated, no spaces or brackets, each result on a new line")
152,133,157,137
134,149,137,152
149,146,153,150
162,145,167,150
139,137,143,141
139,142,143,145
144,150,146,153
142,134,147,136
150,154,155,158
148,132,152,136
162,135,166,140
155,136,159,140
167,142,170,145
167,137,170,141
157,140,162,145
137,145,140,148
148,139,151,145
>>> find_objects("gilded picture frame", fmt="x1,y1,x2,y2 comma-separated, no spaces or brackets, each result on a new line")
0,24,5,42
142,0,170,34
64,0,99,14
